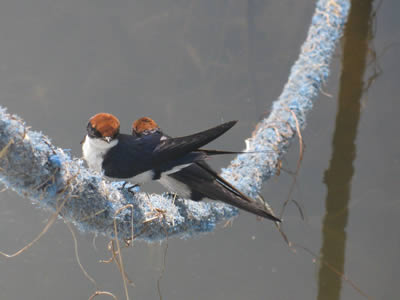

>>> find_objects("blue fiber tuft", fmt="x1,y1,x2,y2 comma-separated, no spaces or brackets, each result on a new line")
49,155,62,168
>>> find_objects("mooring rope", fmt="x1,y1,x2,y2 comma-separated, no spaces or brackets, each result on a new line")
0,0,350,241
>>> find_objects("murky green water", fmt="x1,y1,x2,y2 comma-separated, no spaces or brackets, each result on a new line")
0,0,398,299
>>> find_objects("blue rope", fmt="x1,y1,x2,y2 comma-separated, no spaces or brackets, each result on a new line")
0,0,350,242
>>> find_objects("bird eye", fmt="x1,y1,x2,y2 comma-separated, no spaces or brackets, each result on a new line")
87,123,102,138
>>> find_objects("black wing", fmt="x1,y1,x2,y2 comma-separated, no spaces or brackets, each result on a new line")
102,121,237,179
153,121,237,163
102,133,160,178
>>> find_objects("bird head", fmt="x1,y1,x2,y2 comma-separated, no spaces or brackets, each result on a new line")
87,113,120,143
132,117,160,137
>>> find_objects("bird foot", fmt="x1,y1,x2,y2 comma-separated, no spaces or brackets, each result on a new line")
163,192,180,200
120,182,140,195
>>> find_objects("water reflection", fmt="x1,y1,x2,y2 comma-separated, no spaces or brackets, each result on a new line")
317,0,374,299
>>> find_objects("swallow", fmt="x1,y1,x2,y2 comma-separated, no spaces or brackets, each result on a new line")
131,117,281,222
82,113,239,185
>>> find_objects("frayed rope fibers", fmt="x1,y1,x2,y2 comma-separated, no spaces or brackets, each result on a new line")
0,0,350,241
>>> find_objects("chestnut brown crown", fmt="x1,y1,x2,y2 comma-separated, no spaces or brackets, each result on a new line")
132,117,160,135
87,113,120,140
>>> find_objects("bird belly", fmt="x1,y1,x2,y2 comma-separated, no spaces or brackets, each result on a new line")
162,163,192,175
159,175,192,199
129,170,155,184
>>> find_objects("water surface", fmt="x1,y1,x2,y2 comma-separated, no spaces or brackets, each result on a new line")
0,0,398,299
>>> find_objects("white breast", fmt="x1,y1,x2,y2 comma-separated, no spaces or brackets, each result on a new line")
82,135,118,173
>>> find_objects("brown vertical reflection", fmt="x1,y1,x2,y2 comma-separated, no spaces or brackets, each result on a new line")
317,1,374,300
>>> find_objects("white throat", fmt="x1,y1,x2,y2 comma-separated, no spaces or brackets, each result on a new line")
82,135,118,172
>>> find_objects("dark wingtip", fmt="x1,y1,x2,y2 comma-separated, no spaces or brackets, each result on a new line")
210,120,237,137
266,214,281,223
224,120,238,129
